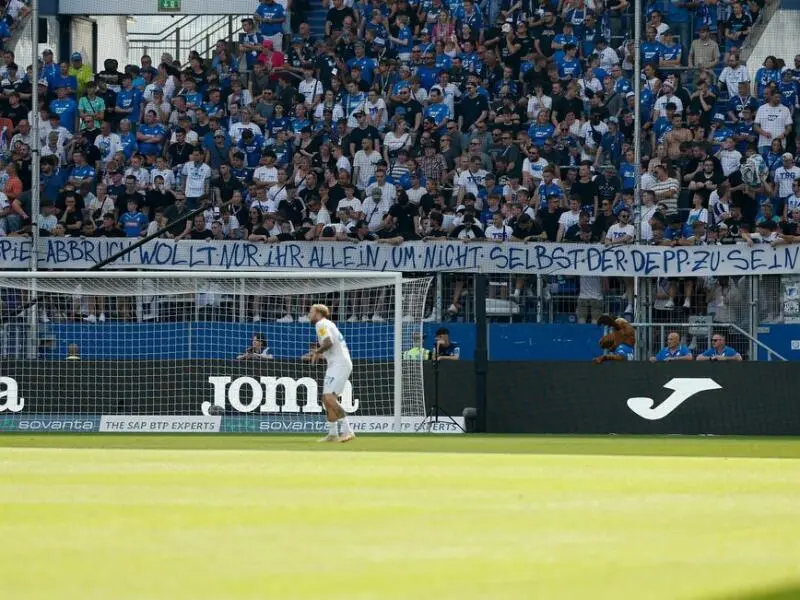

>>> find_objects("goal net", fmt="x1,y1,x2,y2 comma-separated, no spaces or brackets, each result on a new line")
0,271,432,434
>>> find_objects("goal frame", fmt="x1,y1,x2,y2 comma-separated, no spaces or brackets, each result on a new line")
1,270,409,432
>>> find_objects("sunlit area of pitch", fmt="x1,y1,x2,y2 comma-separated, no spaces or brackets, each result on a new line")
1,436,799,600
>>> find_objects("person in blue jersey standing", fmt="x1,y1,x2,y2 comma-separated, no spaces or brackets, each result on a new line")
433,328,460,361
650,332,694,362
255,0,286,53
697,334,743,362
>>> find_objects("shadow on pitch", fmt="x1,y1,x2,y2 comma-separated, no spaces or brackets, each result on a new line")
712,582,800,600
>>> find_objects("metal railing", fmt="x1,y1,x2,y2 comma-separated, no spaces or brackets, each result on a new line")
632,321,787,362
127,14,246,65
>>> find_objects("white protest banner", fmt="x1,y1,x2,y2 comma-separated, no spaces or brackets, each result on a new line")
1,238,799,277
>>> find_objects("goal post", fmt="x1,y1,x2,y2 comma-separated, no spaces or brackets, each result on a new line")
0,271,440,434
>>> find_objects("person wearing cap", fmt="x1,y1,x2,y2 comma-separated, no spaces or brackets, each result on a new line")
40,49,58,82
652,80,683,120
68,52,93,97
254,0,285,52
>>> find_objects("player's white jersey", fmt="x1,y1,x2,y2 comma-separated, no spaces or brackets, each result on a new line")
315,318,353,370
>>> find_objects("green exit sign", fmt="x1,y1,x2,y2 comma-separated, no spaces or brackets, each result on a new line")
158,0,181,11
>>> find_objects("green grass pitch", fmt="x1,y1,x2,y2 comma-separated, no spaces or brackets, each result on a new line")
1,435,799,600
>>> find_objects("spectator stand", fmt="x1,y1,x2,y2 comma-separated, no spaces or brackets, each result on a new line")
5,0,799,362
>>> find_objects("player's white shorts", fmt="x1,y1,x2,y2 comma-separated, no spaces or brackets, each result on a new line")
323,365,352,395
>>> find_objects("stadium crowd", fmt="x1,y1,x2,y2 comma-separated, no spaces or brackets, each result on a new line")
0,0,798,321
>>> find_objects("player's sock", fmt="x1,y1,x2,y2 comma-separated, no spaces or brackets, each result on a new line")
338,416,353,435
327,421,338,436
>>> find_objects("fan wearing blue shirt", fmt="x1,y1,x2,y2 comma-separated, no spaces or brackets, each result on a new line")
455,0,482,33
697,334,743,361
237,129,265,167
460,44,482,74
640,27,662,65
424,88,449,131
50,87,78,133
136,111,167,158
619,151,637,192
556,44,582,80
347,44,377,85
650,332,694,362
255,0,285,38
119,199,149,237
51,65,78,96
727,83,758,122
528,116,556,148
116,75,143,125
779,71,798,110
536,169,563,209
416,53,442,90
709,114,734,154
735,110,756,153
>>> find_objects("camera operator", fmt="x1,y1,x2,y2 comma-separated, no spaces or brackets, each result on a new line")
433,327,460,361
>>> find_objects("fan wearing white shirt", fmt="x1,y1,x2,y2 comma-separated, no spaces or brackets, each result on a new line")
652,82,683,119
228,111,262,144
267,174,289,207
605,209,635,246
718,56,750,98
455,157,488,203
716,137,742,177
93,123,122,168
364,91,388,129
556,197,582,242
182,149,212,207
605,208,636,314
484,213,513,241
253,153,279,188
298,66,323,107
594,39,620,69
774,153,800,214
337,185,364,219
754,93,792,152
149,157,175,190
522,147,549,189
526,88,552,121
365,170,397,205
361,187,394,231
785,181,800,219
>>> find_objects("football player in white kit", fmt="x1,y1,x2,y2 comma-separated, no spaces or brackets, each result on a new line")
303,304,356,443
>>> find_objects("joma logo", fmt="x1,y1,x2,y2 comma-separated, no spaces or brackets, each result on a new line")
202,376,358,416
627,378,722,420
0,377,24,413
